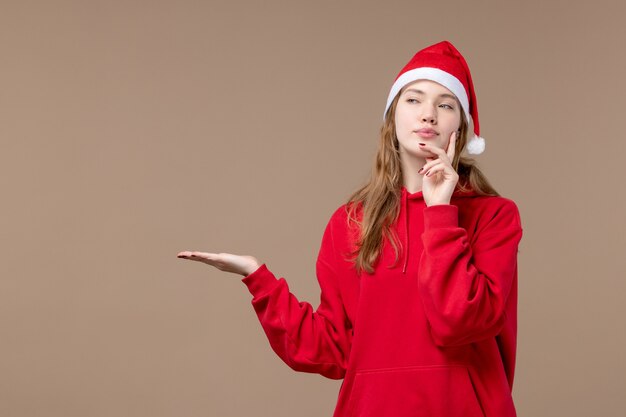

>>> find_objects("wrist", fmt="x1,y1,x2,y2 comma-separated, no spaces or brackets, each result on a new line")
427,201,451,207
245,262,261,276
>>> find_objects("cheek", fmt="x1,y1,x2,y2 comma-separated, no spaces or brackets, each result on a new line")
443,115,461,133
394,107,411,129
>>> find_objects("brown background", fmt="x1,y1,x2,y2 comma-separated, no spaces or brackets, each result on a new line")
1,0,625,416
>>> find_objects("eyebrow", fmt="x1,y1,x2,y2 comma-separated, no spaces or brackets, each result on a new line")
403,88,457,101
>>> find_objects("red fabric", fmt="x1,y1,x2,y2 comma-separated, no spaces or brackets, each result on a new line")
241,187,523,417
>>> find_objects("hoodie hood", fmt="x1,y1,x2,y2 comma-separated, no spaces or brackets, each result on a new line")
399,185,480,274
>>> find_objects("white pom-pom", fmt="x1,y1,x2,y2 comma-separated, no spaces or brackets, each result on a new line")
466,135,485,155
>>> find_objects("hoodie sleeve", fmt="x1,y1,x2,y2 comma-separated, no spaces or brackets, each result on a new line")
240,210,352,379
418,199,523,347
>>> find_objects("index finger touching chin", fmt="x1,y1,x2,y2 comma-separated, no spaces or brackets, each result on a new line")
446,132,457,157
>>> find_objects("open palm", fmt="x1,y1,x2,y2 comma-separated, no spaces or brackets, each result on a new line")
177,251,261,277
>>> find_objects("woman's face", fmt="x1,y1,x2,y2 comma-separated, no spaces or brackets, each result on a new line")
394,79,462,158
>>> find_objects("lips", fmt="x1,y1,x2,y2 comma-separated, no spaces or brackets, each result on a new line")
415,128,438,138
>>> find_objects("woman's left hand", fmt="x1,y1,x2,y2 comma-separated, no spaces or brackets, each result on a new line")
419,131,459,206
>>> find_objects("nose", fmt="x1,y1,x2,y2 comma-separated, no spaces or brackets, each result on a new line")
420,103,437,124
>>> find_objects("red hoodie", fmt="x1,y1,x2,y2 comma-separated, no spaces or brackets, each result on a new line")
241,186,523,417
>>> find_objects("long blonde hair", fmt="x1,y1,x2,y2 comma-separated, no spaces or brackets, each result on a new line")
343,88,499,275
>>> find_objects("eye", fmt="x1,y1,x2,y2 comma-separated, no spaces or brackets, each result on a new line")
407,98,420,104
440,103,454,110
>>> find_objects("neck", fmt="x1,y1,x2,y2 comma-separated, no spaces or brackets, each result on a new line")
400,153,428,194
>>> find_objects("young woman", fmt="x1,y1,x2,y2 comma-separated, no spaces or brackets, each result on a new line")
178,40,523,417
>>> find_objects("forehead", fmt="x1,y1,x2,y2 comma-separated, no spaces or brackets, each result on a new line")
401,79,457,100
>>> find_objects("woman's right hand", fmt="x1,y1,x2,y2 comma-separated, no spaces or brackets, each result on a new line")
177,251,261,277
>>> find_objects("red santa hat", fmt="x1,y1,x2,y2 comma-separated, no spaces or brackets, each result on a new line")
383,40,485,155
